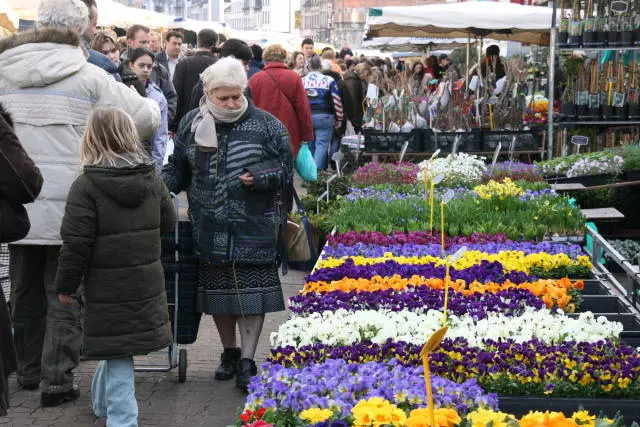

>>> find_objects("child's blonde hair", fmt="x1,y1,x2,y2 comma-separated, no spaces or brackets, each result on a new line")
81,108,149,167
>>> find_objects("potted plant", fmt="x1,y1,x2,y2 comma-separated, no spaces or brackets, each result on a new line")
627,60,640,120
559,0,570,46
576,62,589,119
612,60,629,120
584,60,601,120
595,1,607,46
608,12,621,46
583,0,596,47
568,0,583,47
601,60,615,120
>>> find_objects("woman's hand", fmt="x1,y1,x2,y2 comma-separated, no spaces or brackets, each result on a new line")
239,172,255,187
58,294,74,306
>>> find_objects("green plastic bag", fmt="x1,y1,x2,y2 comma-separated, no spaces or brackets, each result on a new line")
295,144,317,182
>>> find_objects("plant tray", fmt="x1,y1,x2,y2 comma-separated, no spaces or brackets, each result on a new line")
482,130,539,151
428,129,482,153
362,129,423,153
498,397,640,422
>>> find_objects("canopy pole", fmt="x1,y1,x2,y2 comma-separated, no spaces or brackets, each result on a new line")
465,34,470,90
547,0,557,160
476,36,483,126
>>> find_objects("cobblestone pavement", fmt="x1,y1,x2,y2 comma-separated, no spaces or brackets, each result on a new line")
1,271,306,427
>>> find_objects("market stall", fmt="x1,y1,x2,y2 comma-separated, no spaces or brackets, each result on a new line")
355,3,557,160
0,0,18,36
96,0,173,29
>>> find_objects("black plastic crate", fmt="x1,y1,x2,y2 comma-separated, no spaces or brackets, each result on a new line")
483,130,539,151
362,129,423,153
429,129,482,153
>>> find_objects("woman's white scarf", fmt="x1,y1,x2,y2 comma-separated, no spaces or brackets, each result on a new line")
191,95,249,150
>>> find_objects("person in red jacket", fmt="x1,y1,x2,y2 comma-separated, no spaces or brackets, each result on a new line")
249,44,314,158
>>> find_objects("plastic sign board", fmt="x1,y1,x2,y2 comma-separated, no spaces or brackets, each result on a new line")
571,136,589,146
611,1,629,13
491,142,502,168
429,149,441,161
449,246,467,264
441,189,455,204
433,174,444,185
399,141,410,163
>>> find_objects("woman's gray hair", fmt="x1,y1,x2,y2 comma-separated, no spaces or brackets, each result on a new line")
37,0,89,34
201,56,248,93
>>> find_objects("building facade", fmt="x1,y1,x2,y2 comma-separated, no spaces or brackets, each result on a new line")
225,0,299,33
114,0,223,21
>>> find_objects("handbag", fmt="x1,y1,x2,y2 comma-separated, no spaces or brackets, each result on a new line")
286,187,318,270
0,199,30,243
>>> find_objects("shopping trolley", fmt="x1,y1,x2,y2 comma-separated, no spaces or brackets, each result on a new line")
134,194,201,382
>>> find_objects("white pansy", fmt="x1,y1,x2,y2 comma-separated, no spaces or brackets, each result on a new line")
271,307,623,349
417,153,487,187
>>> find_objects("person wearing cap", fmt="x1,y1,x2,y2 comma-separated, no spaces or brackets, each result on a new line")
162,57,292,393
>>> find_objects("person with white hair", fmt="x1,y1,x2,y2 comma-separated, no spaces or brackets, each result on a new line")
162,56,293,393
0,0,160,408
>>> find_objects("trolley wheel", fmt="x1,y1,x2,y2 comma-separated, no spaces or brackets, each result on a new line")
178,349,187,383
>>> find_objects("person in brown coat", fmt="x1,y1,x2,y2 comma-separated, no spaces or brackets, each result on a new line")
249,44,314,158
0,102,43,415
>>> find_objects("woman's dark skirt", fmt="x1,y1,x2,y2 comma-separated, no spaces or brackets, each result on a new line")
197,263,285,316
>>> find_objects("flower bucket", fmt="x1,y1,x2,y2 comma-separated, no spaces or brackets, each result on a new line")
362,129,423,153
482,130,538,152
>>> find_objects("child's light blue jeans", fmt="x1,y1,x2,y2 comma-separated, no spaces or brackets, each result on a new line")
91,358,138,427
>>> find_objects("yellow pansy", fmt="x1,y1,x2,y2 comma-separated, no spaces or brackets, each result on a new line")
300,408,333,424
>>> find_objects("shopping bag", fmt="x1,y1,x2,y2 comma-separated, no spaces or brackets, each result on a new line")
286,187,318,270
295,144,317,182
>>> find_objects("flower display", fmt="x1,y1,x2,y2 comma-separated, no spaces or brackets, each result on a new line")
302,278,582,311
269,339,640,398
473,178,525,199
306,259,533,285
322,242,586,259
245,359,498,418
270,308,622,348
351,162,420,187
482,162,544,183
351,397,407,426
418,153,487,188
290,287,546,317
315,251,592,276
327,231,509,247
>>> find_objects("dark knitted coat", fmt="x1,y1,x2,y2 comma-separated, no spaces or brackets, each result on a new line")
55,162,175,360
162,100,293,265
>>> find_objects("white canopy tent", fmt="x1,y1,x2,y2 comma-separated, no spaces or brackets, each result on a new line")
362,37,475,53
6,0,38,20
97,0,174,29
169,18,226,35
0,0,18,34
365,2,555,46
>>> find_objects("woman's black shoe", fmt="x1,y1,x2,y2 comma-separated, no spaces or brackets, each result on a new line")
236,358,257,393
214,347,241,380
41,387,80,407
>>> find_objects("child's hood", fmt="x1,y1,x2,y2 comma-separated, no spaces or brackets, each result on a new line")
83,161,157,208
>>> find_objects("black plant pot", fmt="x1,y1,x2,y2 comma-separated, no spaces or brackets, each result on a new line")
628,103,640,119
576,104,588,119
624,169,640,181
558,31,569,46
595,31,607,46
568,35,582,47
559,102,576,121
602,105,614,120
613,104,629,120
635,29,640,46
608,30,621,46
583,31,596,47
621,30,634,47
581,107,601,121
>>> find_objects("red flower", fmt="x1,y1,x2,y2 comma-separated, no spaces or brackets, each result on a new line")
255,408,267,419
240,410,253,423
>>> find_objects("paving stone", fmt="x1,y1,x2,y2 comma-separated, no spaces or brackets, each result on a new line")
3,271,306,426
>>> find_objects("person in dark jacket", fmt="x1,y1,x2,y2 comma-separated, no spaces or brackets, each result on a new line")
247,44,264,79
187,38,254,112
480,44,506,84
171,28,217,132
123,24,178,123
0,103,43,416
56,107,175,426
341,62,371,133
162,57,293,393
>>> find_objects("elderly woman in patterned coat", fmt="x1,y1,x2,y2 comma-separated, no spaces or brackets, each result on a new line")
162,57,293,392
